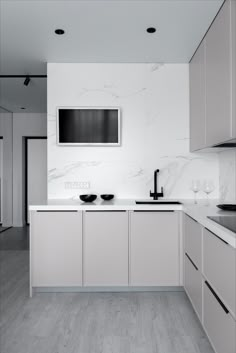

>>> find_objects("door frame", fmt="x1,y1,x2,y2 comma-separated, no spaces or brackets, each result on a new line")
25,136,47,224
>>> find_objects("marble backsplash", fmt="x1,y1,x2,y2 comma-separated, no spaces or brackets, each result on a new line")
219,150,236,202
47,63,219,200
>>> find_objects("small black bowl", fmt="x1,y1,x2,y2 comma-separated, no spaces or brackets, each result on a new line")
101,194,114,201
217,204,236,211
80,194,97,203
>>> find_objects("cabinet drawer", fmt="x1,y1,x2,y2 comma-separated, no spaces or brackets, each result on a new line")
203,228,236,316
185,215,202,270
203,281,235,353
184,253,202,320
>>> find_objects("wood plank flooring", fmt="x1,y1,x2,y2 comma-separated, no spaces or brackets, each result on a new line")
0,230,215,353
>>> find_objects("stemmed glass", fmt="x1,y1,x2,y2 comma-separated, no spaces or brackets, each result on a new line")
202,180,215,206
190,180,201,204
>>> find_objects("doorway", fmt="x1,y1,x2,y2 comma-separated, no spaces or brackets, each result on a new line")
25,137,47,224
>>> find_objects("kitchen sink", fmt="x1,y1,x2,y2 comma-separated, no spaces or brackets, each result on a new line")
135,200,182,205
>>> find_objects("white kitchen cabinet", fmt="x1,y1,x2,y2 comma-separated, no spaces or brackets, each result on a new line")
185,215,202,270
189,0,236,150
189,39,206,151
83,211,129,286
31,210,83,287
205,0,232,146
130,211,179,286
203,228,236,316
184,253,202,320
203,281,235,353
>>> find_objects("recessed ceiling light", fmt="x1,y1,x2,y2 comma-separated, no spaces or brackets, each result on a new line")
21,107,26,110
146,27,156,34
55,29,65,35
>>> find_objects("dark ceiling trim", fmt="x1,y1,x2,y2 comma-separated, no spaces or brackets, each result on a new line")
0,105,13,113
0,75,47,78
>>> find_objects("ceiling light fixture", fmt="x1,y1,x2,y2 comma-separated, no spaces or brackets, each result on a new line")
146,27,156,34
24,76,30,86
20,107,26,110
55,29,65,35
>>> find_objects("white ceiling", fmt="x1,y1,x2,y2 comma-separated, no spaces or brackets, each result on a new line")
0,0,224,113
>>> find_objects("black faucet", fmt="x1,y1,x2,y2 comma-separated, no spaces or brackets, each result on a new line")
150,169,164,200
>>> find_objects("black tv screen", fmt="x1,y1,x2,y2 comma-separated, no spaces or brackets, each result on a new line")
57,108,120,145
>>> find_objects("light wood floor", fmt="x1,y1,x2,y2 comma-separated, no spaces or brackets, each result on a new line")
0,247,214,353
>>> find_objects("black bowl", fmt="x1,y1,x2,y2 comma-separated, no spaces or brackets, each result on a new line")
101,194,114,201
217,204,236,211
80,194,97,203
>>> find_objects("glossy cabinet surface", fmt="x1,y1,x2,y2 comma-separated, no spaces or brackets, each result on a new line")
31,211,83,287
130,211,179,286
83,211,129,286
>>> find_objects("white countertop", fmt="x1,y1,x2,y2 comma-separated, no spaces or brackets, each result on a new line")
29,199,236,248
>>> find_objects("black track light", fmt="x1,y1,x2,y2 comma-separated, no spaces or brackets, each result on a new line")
24,76,30,86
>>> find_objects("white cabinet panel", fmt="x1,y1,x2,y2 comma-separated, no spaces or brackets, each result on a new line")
203,228,236,316
84,211,128,286
185,215,202,270
184,253,202,320
130,211,179,286
189,40,206,151
203,281,235,353
205,0,232,145
31,211,83,287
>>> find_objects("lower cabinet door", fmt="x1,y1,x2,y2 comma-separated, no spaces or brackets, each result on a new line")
130,211,179,286
203,281,236,353
184,253,202,320
83,211,129,286
31,211,83,287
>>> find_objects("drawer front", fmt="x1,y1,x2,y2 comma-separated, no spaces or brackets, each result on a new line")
203,281,235,353
185,215,202,270
203,228,236,316
184,253,202,320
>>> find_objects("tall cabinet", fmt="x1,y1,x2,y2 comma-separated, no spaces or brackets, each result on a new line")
190,0,236,151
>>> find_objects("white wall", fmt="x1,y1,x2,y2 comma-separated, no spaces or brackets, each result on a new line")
48,63,219,200
0,112,13,226
13,113,47,226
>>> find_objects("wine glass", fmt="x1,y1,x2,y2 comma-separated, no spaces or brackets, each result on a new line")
190,180,201,204
202,180,215,206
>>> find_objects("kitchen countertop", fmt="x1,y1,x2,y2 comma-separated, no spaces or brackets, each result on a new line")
29,199,236,248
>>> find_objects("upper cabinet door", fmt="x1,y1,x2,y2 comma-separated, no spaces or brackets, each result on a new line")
232,0,236,137
190,40,206,151
205,0,232,146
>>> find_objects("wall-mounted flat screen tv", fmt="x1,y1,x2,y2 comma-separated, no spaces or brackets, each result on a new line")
57,107,120,146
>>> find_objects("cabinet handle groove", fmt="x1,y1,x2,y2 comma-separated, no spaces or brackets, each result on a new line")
205,228,229,245
37,210,78,213
85,210,126,213
185,253,198,271
133,210,174,213
205,281,229,314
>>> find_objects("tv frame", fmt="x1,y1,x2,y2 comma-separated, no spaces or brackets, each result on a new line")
56,106,121,146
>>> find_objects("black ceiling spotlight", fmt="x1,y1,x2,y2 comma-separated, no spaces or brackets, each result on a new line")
55,29,65,35
146,27,156,34
24,76,30,86
20,107,26,110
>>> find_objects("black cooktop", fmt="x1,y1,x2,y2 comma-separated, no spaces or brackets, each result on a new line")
208,216,236,233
